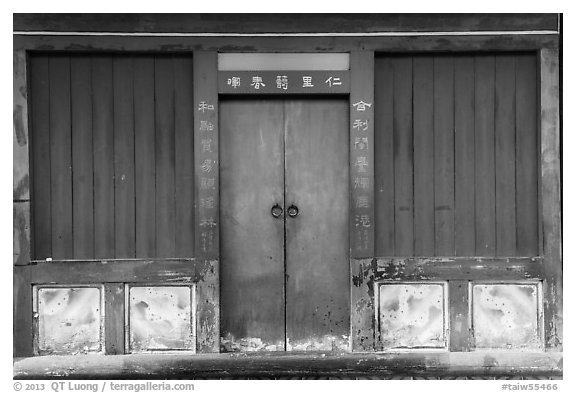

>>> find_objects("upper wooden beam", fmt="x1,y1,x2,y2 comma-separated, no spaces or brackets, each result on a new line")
13,34,559,54
14,14,558,34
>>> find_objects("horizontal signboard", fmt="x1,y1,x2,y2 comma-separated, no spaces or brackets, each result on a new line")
218,71,350,94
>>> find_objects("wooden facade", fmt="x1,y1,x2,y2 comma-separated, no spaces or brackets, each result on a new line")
13,14,562,379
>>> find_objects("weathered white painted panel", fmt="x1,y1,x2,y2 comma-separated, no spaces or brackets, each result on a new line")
36,287,103,354
471,283,541,349
377,283,446,349
128,286,194,352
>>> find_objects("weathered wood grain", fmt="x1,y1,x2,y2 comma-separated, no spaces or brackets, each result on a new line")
516,53,539,256
374,57,395,256
14,266,33,357
196,259,220,353
28,259,215,284
413,56,434,256
540,49,562,350
113,56,136,258
392,57,414,256
13,50,29,201
155,57,176,257
454,56,476,256
30,54,51,260
133,56,156,258
14,202,31,266
92,56,115,258
434,56,455,256
173,55,195,257
474,55,496,256
71,56,95,259
13,14,559,34
495,55,517,256
449,280,470,351
104,284,125,355
49,55,73,259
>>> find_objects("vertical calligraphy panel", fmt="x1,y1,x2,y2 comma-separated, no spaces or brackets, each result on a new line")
350,51,375,258
194,51,219,260
193,51,219,353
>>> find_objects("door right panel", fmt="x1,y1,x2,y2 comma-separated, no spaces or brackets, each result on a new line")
284,98,350,351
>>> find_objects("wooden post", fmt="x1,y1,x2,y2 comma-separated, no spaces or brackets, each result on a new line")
350,50,375,258
105,283,125,354
448,280,471,351
194,51,220,352
194,51,219,260
540,48,562,350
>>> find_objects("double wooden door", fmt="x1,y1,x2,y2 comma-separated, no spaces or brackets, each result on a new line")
220,97,350,351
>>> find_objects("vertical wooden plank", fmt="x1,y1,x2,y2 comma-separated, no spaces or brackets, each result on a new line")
92,56,115,258
49,56,73,259
449,280,470,351
105,283,125,355
193,51,219,352
71,56,95,259
474,55,496,256
540,49,562,350
134,56,156,258
174,56,195,257
14,266,33,357
434,57,455,256
30,55,51,260
14,202,31,266
413,56,435,257
495,55,517,256
113,56,136,258
454,56,476,256
350,51,375,258
14,50,31,266
393,57,414,256
516,54,539,256
14,50,30,202
194,51,219,260
155,56,176,257
374,56,395,256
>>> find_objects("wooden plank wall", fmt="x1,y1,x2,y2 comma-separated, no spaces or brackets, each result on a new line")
29,54,195,260
374,53,540,257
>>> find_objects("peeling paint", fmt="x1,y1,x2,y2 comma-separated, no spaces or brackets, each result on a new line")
221,333,284,352
472,284,541,350
36,287,103,355
377,283,446,349
287,335,349,352
128,286,194,352
13,203,30,265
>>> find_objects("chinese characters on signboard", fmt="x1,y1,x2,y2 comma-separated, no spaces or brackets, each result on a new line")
219,71,350,94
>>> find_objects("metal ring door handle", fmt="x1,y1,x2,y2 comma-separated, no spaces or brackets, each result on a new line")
271,203,284,218
287,205,299,218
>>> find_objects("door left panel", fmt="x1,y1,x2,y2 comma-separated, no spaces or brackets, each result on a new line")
220,99,286,351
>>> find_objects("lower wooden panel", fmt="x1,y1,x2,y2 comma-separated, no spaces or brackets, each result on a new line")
351,257,545,352
15,259,220,356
